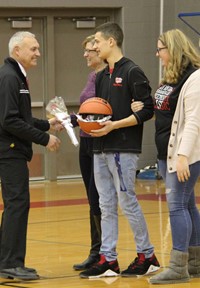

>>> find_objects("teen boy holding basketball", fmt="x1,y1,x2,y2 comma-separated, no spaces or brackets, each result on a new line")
79,22,160,279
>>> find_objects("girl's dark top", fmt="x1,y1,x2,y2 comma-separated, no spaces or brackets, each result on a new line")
154,64,197,160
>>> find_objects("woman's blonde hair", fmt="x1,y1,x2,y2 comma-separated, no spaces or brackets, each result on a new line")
159,29,200,84
82,34,95,48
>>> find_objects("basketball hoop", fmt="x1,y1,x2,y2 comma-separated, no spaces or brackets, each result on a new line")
178,12,200,35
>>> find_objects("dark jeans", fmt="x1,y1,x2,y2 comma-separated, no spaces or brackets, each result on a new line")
79,137,101,216
0,158,30,269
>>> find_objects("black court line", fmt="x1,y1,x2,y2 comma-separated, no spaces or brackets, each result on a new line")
0,274,79,287
0,281,30,288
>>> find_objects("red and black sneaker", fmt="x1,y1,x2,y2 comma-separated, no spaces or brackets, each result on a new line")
79,255,120,279
121,253,160,277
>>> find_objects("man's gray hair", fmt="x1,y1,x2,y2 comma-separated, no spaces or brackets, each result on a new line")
8,31,36,56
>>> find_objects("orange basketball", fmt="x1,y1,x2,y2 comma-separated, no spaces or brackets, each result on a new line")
78,97,112,115
78,121,103,134
78,97,112,134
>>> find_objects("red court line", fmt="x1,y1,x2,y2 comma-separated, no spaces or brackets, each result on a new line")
30,198,88,208
30,194,167,208
0,194,199,210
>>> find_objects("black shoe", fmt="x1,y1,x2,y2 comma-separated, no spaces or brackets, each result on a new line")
73,255,100,271
0,267,40,280
79,255,120,279
23,267,37,274
121,253,160,277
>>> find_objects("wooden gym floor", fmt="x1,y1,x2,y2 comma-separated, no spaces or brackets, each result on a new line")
0,178,200,288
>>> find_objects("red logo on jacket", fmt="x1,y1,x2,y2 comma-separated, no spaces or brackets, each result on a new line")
113,77,123,87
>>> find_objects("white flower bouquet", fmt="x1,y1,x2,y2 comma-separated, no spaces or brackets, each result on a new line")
46,96,79,147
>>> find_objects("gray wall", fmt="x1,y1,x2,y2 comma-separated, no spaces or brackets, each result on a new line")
0,0,200,179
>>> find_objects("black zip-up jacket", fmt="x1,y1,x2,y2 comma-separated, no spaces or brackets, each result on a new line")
93,57,154,153
0,57,50,161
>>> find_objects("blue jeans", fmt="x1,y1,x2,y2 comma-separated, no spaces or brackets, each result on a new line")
94,152,154,261
158,160,200,252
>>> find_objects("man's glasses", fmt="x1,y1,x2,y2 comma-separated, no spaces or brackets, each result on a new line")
84,49,96,54
156,47,167,53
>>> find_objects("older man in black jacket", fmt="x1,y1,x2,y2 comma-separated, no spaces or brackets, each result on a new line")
0,31,61,280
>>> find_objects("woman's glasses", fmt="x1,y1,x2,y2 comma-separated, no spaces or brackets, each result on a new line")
156,47,167,53
84,49,96,54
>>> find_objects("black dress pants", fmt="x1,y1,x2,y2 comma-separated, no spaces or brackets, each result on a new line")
0,158,30,269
